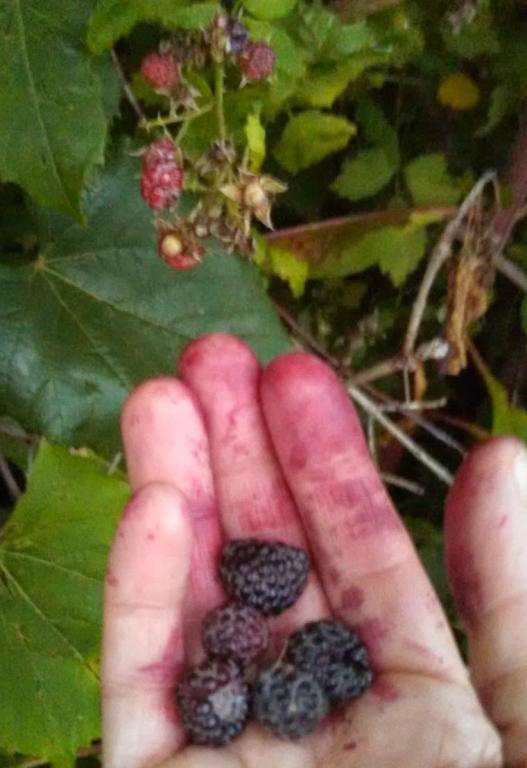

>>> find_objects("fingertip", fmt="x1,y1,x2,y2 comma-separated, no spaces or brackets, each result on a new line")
178,333,258,381
263,351,341,392
121,376,194,435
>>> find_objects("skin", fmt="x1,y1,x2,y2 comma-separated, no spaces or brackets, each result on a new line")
102,333,527,768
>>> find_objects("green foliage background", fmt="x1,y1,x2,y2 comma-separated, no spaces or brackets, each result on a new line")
1,0,527,763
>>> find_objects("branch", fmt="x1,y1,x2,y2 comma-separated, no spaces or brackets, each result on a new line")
347,384,454,485
275,302,456,485
403,170,496,357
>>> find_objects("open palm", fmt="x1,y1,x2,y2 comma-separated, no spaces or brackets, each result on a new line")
102,334,527,768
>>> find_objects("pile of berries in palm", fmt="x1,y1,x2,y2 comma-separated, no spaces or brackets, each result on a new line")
175,539,374,746
137,15,283,270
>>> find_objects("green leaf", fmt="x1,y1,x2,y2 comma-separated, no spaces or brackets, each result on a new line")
0,441,129,759
442,10,499,59
242,0,297,20
325,19,377,57
87,0,217,53
0,0,108,220
294,54,388,109
0,144,289,456
273,111,356,174
331,100,399,201
404,154,466,207
331,147,397,201
258,243,310,298
245,112,266,172
476,349,527,442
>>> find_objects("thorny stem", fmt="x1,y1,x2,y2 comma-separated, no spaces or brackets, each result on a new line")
143,103,213,131
111,49,146,124
214,62,226,142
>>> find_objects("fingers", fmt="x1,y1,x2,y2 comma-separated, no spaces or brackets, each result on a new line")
179,334,328,634
260,352,466,682
102,484,192,768
121,377,224,645
446,437,527,766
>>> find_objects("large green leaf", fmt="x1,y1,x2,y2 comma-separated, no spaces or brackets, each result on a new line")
87,0,217,53
0,441,129,760
0,0,109,220
273,111,356,174
0,145,289,456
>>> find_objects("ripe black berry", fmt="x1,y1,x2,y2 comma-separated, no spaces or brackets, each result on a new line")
252,663,328,739
284,620,373,705
220,539,310,616
175,658,249,745
202,603,270,666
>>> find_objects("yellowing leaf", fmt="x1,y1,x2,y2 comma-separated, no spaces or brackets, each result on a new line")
268,246,309,297
310,211,441,286
273,111,356,174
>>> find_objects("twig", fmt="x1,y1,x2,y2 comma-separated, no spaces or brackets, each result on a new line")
111,48,146,124
350,355,404,385
364,385,465,455
403,170,496,357
494,253,527,293
107,452,122,476
381,472,425,496
275,300,456,484
347,383,454,485
0,451,21,500
273,302,339,367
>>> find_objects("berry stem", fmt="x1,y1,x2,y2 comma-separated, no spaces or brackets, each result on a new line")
214,61,227,142
143,103,213,131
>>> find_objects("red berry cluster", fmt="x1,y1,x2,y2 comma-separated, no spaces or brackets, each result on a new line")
139,137,184,212
137,16,279,271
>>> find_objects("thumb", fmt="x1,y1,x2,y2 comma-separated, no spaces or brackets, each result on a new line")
446,437,527,767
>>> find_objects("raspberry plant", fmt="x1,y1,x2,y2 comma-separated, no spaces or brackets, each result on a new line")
2,0,527,764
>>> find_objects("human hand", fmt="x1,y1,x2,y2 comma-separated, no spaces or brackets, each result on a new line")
102,334,527,768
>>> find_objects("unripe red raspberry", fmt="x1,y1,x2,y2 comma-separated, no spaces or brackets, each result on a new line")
141,52,180,90
239,42,275,82
143,137,177,169
158,231,203,270
140,138,184,211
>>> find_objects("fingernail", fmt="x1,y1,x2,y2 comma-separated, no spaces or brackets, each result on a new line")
513,446,527,505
